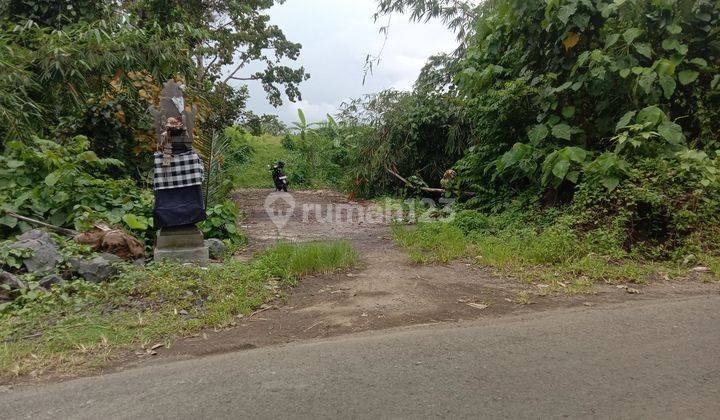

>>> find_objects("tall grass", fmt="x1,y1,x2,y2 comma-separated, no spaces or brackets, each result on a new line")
392,222,469,264
260,240,359,276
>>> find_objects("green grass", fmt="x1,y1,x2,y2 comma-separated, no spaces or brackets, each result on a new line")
266,241,359,276
391,215,719,297
0,240,358,381
233,134,295,189
392,222,469,264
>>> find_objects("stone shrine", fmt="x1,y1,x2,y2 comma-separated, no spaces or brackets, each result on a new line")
150,80,209,265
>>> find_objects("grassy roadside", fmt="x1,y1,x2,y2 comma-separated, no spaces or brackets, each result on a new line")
0,240,358,381
391,215,720,298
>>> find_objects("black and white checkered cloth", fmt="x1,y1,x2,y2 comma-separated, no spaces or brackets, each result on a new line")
153,151,204,190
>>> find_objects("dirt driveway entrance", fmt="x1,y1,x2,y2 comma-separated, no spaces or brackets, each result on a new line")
156,189,718,360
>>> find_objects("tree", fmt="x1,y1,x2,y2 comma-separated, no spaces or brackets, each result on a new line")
125,0,309,107
374,0,478,44
1,0,309,177
4,0,107,27
259,115,287,136
241,112,287,136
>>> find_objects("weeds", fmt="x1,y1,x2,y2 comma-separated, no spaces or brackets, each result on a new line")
0,240,358,381
513,291,534,305
392,222,469,264
391,208,719,295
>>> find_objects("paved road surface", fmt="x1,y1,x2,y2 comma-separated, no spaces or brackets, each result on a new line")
3,296,719,419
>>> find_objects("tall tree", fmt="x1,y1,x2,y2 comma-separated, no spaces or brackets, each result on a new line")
125,0,309,107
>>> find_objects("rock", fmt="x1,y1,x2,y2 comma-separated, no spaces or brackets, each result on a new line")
0,270,26,290
8,229,61,274
69,256,119,283
205,239,227,259
38,274,64,289
17,229,52,243
99,253,123,264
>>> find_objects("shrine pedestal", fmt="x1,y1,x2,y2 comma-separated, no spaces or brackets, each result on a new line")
154,225,209,266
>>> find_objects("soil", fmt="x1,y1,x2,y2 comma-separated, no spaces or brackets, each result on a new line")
118,189,719,368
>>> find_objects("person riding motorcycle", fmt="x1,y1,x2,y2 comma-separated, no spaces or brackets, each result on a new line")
270,161,289,192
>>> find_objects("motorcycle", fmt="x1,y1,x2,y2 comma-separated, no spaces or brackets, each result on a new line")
270,162,289,192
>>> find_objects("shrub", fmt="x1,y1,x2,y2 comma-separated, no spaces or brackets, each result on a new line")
199,200,245,245
452,210,490,234
0,136,154,244
282,134,296,150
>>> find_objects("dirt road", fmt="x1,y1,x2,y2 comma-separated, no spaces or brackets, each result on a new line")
150,189,719,360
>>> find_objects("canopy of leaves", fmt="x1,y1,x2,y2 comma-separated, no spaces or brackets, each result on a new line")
336,0,720,252
0,0,306,241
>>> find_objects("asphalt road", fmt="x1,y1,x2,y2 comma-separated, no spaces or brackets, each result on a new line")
3,295,719,419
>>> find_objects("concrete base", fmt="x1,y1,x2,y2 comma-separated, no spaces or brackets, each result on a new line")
154,225,209,266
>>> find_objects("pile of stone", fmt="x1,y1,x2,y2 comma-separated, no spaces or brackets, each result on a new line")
1,229,129,298
1,228,230,302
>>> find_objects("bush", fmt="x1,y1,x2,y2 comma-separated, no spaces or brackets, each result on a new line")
336,0,720,257
282,134,296,150
0,136,154,245
452,210,490,234
199,200,245,246
573,156,720,258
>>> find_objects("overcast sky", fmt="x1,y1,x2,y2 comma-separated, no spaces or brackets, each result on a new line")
233,0,458,124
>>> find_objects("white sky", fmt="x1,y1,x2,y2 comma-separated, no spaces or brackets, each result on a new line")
233,0,458,124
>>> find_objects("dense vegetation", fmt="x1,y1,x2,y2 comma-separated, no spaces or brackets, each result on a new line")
0,0,317,378
0,0,306,244
300,0,720,263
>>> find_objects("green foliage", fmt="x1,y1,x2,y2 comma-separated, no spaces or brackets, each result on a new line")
573,156,720,259
392,222,469,264
460,0,719,197
282,134,296,150
1,0,307,250
452,210,490,234
231,134,301,189
0,13,194,156
338,90,470,197
198,200,245,245
242,113,287,137
0,241,32,270
364,0,720,254
0,136,154,243
195,130,243,208
0,240,358,378
289,112,347,188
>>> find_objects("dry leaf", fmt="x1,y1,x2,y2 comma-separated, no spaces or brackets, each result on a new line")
563,32,580,51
